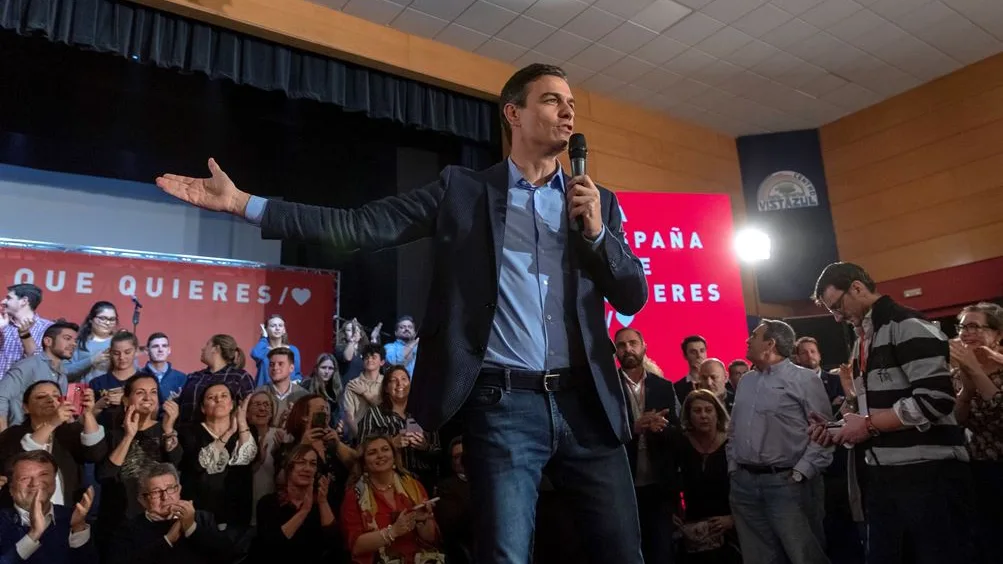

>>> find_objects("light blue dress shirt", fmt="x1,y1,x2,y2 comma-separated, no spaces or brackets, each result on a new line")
243,159,605,372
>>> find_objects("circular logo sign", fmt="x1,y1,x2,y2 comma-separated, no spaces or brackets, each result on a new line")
756,171,819,212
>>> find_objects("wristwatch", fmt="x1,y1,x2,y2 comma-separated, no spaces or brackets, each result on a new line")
791,470,804,483
864,415,880,437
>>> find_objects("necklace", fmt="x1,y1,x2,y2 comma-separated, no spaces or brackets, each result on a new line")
371,479,393,492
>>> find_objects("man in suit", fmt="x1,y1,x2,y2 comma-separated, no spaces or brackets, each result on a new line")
156,63,648,564
675,335,708,405
616,327,680,564
0,450,97,563
794,336,844,410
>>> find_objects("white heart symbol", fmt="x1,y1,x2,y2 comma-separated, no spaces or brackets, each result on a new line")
291,288,311,306
615,312,635,327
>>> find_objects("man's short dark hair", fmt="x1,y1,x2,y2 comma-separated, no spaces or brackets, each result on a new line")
812,262,877,304
267,346,295,363
614,327,644,342
396,315,415,326
760,320,796,359
6,450,57,477
361,343,385,360
727,359,749,372
681,335,707,356
111,330,139,349
146,332,169,348
22,380,60,409
499,63,568,142
794,336,819,356
42,320,79,346
6,284,42,311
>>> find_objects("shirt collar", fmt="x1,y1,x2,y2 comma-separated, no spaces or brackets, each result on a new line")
507,158,565,193
272,381,295,400
16,502,55,527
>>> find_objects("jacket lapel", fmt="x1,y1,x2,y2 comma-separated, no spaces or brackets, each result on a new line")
482,161,510,282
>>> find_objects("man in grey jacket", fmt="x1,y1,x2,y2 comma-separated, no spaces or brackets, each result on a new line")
0,320,78,430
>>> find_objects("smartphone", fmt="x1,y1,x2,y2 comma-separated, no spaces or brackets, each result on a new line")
310,411,328,429
825,421,845,435
411,497,440,511
405,417,423,435
66,383,87,415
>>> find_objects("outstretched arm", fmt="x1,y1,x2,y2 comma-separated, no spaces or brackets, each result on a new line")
157,158,448,252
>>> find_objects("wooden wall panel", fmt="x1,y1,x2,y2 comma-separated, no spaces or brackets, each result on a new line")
820,52,1003,283
132,0,782,315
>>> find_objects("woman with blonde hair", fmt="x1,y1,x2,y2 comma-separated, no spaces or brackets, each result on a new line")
673,389,739,564
341,435,441,564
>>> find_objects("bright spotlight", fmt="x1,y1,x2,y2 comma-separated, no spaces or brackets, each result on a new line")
734,227,771,263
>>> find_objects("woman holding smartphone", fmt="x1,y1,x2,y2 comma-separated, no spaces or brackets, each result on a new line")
341,435,441,564
251,444,345,561
358,365,441,491
274,394,357,510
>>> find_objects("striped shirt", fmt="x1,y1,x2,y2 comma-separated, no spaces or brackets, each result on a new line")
358,407,440,479
0,316,53,379
177,365,255,423
853,296,968,466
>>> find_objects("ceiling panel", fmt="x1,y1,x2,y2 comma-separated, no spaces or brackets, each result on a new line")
313,0,1003,135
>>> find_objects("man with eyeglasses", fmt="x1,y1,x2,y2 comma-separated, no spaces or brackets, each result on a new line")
807,262,972,564
108,462,236,563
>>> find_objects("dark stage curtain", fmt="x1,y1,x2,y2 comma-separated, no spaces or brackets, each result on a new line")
0,0,497,145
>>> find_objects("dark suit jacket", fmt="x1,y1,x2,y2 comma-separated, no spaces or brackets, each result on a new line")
673,378,694,406
623,373,681,498
0,503,97,564
260,161,648,442
0,421,107,506
107,510,236,564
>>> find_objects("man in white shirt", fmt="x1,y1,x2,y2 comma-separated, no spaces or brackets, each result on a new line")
0,450,95,562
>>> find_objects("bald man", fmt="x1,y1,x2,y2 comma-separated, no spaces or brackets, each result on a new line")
697,358,735,413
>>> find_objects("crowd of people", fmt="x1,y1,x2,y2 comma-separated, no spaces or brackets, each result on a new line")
0,258,994,564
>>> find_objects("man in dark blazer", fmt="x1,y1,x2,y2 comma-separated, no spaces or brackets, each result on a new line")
0,450,97,563
156,63,648,564
615,327,681,564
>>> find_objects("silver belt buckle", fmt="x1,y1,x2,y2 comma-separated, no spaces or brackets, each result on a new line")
543,373,560,392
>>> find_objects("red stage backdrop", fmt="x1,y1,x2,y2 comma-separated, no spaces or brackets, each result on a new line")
0,246,337,374
606,192,749,381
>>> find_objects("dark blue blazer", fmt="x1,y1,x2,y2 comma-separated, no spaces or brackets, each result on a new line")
260,161,648,442
623,373,681,496
0,504,97,564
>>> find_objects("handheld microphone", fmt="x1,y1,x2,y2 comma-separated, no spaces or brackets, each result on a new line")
568,133,588,233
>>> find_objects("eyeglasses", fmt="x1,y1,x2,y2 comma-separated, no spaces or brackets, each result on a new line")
823,291,848,316
957,323,993,334
94,316,118,323
142,484,180,499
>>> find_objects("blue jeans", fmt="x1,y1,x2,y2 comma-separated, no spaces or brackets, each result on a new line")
461,381,643,564
730,468,829,564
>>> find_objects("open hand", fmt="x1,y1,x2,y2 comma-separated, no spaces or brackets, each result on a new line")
974,346,1003,367
28,490,50,540
162,400,179,433
156,158,249,216
123,405,140,437
70,486,94,532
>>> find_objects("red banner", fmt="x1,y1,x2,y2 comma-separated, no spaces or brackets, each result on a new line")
605,192,749,380
0,246,337,374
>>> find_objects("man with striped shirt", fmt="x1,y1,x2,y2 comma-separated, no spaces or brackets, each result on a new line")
810,262,972,564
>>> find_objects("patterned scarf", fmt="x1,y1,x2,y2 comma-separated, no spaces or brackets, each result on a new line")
353,471,425,562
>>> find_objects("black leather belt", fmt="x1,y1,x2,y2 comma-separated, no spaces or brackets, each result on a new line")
479,367,576,392
740,463,793,475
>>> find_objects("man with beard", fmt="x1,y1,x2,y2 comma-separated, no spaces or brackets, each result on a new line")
384,316,419,376
0,321,78,430
615,327,680,564
794,337,843,409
